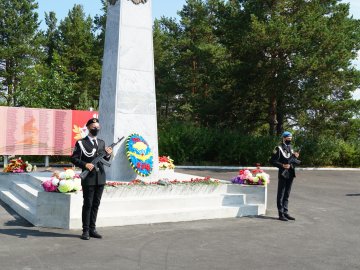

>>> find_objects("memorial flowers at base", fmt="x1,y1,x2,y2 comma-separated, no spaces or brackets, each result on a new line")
231,166,270,185
159,156,175,170
42,169,82,193
3,157,35,173
106,176,220,188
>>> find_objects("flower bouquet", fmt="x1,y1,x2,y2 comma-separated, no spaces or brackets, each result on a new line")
3,157,34,173
159,156,175,170
42,169,82,193
158,156,175,180
231,165,270,185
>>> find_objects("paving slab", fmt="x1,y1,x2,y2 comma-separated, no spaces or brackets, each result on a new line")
0,170,359,270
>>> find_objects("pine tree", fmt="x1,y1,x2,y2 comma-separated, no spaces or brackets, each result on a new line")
43,11,59,66
57,4,100,109
0,0,41,106
210,0,360,135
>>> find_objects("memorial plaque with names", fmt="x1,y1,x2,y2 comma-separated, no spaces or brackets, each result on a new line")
0,107,97,156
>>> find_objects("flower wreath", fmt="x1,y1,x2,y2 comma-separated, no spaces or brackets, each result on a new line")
125,133,153,177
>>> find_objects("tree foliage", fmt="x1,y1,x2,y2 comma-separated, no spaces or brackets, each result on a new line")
0,2,103,109
57,5,101,109
155,0,360,137
0,0,41,106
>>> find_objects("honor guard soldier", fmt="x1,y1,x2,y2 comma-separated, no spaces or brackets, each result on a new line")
71,118,113,240
270,131,300,221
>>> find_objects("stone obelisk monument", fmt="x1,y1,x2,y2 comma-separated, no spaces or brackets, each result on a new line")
99,0,159,181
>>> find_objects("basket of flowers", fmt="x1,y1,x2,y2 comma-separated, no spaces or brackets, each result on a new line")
159,156,175,170
3,157,34,173
231,165,270,185
42,169,82,193
158,156,175,179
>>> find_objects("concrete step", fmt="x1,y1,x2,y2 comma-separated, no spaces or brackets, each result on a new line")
99,193,246,213
222,193,247,205
93,205,260,228
27,175,46,189
226,185,266,203
0,189,36,224
11,182,41,202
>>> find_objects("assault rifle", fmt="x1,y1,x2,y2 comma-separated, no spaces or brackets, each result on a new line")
79,136,124,180
281,148,301,179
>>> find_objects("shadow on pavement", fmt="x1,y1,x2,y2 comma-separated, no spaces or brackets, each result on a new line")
244,215,279,221
0,228,79,239
4,219,33,227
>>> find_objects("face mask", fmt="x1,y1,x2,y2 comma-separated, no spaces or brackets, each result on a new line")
89,128,99,136
285,140,291,145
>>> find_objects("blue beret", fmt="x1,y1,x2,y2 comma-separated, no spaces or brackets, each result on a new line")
282,131,292,137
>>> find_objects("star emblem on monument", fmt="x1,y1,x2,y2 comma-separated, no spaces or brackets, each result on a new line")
130,0,148,4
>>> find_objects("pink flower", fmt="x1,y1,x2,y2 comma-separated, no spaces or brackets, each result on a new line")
42,180,58,192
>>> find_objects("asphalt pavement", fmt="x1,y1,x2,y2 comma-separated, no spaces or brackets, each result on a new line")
0,170,359,270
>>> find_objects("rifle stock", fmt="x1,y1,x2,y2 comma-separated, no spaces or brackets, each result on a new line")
79,136,125,180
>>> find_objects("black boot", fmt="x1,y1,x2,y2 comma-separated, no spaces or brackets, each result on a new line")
89,229,102,239
279,212,288,221
284,213,295,220
80,231,90,240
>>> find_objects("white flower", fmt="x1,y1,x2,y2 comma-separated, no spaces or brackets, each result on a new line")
58,180,75,193
26,164,33,172
73,178,82,191
65,169,75,179
59,172,67,180
51,177,60,186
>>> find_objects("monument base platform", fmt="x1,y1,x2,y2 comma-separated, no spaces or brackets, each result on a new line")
0,172,267,229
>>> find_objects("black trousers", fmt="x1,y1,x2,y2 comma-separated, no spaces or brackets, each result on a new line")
82,185,104,231
277,174,294,216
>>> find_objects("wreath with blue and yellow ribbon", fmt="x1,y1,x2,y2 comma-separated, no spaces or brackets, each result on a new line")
125,134,153,177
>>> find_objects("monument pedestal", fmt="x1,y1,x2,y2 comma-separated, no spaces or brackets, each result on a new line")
158,169,175,180
0,172,267,229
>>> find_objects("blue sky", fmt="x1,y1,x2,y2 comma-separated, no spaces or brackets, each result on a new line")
35,0,360,25
36,0,186,26
35,0,360,98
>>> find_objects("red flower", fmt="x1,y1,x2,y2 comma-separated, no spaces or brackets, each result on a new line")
159,156,169,162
